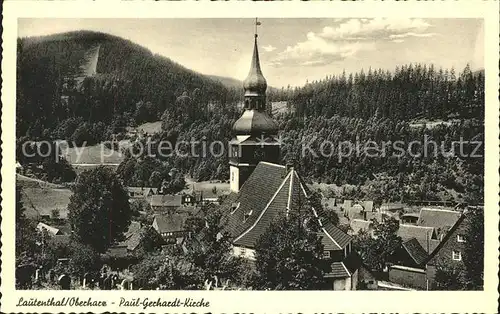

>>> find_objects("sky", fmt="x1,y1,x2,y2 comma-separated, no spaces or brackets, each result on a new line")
18,18,484,88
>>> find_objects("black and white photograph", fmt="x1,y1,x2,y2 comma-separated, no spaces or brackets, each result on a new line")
13,16,487,292
2,1,498,311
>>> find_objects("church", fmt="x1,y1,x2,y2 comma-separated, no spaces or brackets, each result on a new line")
221,28,363,290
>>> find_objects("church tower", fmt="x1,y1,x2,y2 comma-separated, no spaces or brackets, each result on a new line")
229,21,281,193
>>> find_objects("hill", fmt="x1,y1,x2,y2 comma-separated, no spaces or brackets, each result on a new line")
16,30,238,140
208,75,243,90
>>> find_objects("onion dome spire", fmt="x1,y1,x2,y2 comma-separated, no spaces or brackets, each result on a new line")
233,18,278,135
243,34,267,97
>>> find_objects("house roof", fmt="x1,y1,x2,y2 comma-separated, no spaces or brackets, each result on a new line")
189,182,231,200
402,238,429,266
153,213,188,234
226,162,351,250
124,221,142,239
342,200,353,209
327,262,351,278
397,224,436,253
363,201,374,212
424,214,467,265
401,213,420,219
325,253,363,279
417,208,461,229
121,225,164,251
37,222,60,236
349,219,373,235
150,194,182,207
380,203,404,211
128,187,157,198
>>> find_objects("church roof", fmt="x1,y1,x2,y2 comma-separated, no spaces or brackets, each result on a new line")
232,108,279,136
224,162,352,250
243,35,267,97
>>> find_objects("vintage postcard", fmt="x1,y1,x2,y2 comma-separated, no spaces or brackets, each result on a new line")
1,0,499,313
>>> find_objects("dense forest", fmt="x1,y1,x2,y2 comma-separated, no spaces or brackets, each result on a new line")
270,64,484,121
16,31,484,203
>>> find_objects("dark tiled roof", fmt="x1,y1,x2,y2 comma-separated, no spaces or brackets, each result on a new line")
226,162,288,240
417,208,461,229
228,162,352,251
150,195,182,207
424,214,467,265
397,224,436,253
327,262,350,278
402,238,429,266
321,221,352,249
121,225,164,251
153,213,188,233
234,170,293,247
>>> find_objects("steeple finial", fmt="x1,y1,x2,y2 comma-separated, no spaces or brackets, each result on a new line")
255,18,261,38
243,18,267,98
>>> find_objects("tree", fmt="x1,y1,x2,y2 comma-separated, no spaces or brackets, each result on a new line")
68,241,101,277
185,209,243,283
433,261,465,290
463,206,484,289
132,250,203,290
15,187,40,263
352,216,402,272
68,166,132,253
184,216,205,234
253,210,330,290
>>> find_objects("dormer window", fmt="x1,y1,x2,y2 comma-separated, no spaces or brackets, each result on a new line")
230,202,240,214
457,234,465,243
243,210,253,222
323,251,331,259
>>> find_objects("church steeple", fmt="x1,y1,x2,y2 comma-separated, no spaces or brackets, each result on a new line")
243,34,267,98
229,19,281,193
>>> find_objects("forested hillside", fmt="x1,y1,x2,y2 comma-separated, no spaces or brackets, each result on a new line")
271,65,484,121
16,31,241,143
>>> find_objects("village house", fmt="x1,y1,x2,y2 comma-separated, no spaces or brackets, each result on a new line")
400,212,420,224
152,213,189,244
149,194,183,212
424,211,472,289
36,222,62,236
127,187,157,200
417,207,462,240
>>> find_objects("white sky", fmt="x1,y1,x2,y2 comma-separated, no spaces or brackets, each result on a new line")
18,18,484,88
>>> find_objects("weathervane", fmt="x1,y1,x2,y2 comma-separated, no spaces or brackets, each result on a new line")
255,18,261,38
